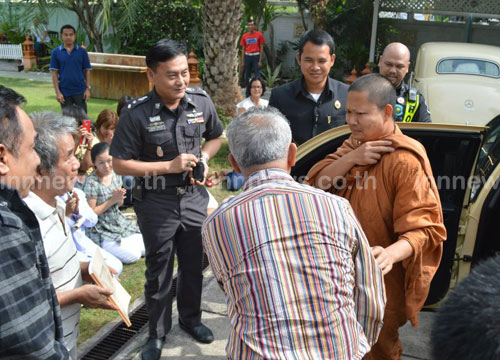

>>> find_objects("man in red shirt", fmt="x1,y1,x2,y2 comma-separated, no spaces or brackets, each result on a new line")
240,19,265,85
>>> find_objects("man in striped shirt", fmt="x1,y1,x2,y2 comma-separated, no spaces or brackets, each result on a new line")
202,107,386,359
25,111,118,359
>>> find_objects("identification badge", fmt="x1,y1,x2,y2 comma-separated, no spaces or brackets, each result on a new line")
149,115,161,122
156,146,164,157
147,123,167,132
334,100,341,109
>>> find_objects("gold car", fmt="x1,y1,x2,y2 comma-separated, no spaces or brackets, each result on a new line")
414,42,500,126
293,121,500,305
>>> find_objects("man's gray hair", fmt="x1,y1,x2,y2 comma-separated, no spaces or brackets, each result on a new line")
30,111,77,174
226,106,291,170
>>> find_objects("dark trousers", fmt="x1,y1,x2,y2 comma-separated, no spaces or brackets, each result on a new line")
244,54,260,85
61,94,87,113
134,187,209,338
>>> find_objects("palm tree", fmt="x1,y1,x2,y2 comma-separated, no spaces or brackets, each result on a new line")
32,0,141,52
310,0,329,29
202,0,243,118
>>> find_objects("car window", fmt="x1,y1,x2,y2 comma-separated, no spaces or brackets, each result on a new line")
471,116,500,200
437,58,500,78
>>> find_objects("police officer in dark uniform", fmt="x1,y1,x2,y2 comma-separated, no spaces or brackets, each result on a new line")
269,29,348,145
378,42,431,123
110,39,223,360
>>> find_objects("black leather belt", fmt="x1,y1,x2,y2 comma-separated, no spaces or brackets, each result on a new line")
147,184,195,195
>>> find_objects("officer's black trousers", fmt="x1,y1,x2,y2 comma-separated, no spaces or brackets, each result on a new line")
134,187,209,338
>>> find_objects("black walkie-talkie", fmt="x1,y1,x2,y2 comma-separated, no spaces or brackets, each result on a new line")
192,121,204,182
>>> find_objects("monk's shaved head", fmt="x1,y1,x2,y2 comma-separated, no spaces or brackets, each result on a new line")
378,42,411,87
349,73,396,111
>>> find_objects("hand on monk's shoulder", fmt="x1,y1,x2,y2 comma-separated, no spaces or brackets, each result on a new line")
349,140,394,166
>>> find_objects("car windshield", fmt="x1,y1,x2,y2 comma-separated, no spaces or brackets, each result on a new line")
471,117,500,200
437,58,500,78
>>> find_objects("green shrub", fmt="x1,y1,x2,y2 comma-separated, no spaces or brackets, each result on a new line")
116,1,203,57
0,3,29,44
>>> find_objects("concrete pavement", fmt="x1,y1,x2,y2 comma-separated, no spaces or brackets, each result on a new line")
93,268,436,360
0,60,52,82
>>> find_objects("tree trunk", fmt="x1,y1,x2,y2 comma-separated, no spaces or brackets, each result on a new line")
202,0,243,118
69,1,104,52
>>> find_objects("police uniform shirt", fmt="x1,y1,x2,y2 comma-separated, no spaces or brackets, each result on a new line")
394,82,431,123
269,76,348,145
110,88,223,187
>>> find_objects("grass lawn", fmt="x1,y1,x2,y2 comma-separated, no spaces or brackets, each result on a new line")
78,259,146,344
0,77,117,120
1,75,237,344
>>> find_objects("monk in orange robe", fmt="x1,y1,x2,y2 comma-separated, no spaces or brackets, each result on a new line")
306,74,446,360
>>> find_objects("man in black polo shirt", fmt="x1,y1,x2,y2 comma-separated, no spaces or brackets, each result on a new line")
269,29,348,145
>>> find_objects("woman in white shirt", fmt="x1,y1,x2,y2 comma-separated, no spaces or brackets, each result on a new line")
236,77,268,114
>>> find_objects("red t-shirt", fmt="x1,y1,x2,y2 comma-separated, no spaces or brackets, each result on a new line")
240,31,265,54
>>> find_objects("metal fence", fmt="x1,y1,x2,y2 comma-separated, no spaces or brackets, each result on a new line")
0,44,23,60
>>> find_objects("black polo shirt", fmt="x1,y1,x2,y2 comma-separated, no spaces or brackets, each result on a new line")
110,88,223,186
269,76,348,145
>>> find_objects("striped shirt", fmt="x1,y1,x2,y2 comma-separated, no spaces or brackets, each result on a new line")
25,192,83,353
202,169,385,360
0,186,68,359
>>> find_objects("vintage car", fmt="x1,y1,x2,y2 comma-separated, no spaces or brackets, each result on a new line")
413,42,500,126
292,121,500,305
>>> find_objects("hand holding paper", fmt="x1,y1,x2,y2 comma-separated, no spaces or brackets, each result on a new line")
89,248,132,327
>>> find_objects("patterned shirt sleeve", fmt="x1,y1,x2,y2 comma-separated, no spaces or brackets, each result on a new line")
83,175,99,200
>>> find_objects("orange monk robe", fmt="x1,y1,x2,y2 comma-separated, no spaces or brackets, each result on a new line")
306,125,446,359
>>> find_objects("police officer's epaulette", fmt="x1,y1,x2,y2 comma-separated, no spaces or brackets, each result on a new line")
186,87,209,97
126,94,151,110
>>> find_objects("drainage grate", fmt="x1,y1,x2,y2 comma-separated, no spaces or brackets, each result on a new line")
80,302,149,360
80,253,210,359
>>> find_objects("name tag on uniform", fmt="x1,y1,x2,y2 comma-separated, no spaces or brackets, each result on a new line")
147,123,167,132
149,115,161,122
186,111,205,124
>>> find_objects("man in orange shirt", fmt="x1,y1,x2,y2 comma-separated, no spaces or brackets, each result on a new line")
240,18,265,85
307,73,446,360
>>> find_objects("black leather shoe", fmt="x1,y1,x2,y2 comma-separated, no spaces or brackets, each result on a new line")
141,336,165,360
179,321,214,344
